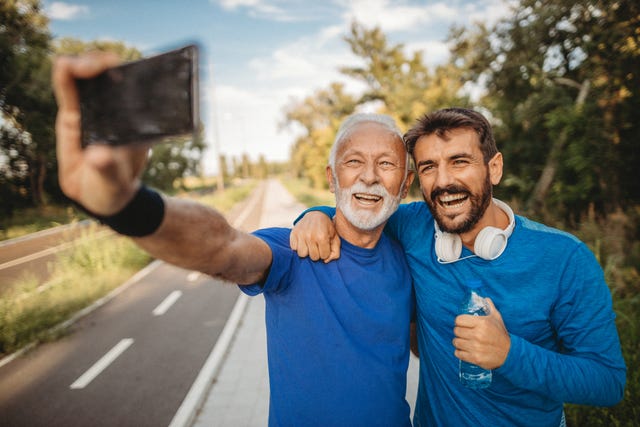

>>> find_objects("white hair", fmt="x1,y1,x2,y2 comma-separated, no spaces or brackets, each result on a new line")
328,113,409,173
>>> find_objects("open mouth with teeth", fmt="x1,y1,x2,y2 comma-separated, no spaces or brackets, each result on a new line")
353,193,382,205
438,193,468,208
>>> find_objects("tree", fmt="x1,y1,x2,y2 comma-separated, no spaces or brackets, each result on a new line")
54,38,142,61
0,0,55,209
341,21,469,129
449,0,640,220
283,83,357,189
283,22,469,189
142,124,206,192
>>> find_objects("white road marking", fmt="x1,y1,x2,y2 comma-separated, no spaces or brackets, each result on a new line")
187,271,200,282
70,338,134,389
153,290,183,316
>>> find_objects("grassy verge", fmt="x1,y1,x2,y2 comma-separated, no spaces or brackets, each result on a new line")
192,179,258,211
1,205,86,242
280,177,335,208
0,223,151,356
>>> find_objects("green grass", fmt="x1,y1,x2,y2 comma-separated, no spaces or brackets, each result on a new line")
280,177,335,208
193,180,258,212
1,205,86,242
0,223,151,356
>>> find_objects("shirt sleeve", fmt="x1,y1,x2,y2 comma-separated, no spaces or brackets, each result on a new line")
496,243,626,406
292,206,336,225
240,228,295,296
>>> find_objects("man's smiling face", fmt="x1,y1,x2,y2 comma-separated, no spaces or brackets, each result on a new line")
413,127,500,234
330,122,409,232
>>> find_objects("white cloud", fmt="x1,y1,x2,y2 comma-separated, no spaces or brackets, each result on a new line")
404,39,451,65
46,2,89,20
342,0,456,32
213,0,324,22
462,0,516,27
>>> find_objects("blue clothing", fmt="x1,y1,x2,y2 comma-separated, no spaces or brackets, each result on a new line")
241,227,413,427
307,203,626,426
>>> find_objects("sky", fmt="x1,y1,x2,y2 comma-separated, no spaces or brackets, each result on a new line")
44,0,513,174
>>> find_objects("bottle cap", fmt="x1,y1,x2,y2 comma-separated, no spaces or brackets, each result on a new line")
465,279,483,289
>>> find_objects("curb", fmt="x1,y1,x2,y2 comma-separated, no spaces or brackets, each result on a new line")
168,293,250,427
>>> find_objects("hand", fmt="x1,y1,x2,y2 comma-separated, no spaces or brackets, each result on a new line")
53,52,151,216
289,211,341,263
453,298,511,370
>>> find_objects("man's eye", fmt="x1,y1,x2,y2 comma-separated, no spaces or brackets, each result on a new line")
419,165,434,174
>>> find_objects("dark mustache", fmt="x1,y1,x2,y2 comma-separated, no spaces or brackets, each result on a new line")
430,185,470,201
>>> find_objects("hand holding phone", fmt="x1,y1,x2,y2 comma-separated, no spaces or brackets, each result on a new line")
74,44,199,147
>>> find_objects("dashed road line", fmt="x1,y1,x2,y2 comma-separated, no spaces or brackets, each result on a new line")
153,290,183,316
70,338,135,390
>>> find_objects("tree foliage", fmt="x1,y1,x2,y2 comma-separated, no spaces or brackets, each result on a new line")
285,22,468,189
1,0,54,211
1,2,207,214
449,0,640,221
142,126,206,192
284,83,357,189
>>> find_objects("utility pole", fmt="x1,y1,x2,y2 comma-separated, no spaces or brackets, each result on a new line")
209,61,225,191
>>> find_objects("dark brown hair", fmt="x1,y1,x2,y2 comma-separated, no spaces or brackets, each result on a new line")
404,107,498,163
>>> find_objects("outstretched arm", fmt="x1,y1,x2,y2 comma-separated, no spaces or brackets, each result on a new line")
53,53,272,285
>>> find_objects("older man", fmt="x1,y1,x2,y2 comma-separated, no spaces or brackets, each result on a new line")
53,53,415,427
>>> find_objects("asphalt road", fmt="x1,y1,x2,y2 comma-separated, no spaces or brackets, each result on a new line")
0,181,268,427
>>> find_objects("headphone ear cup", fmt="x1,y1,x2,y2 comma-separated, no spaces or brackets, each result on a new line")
474,226,508,260
435,231,463,262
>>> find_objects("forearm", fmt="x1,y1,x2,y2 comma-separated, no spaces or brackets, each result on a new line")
134,195,272,285
497,332,626,406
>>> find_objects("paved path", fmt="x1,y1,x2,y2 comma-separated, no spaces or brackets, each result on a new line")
191,178,419,426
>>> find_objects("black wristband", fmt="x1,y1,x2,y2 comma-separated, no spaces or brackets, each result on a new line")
95,185,165,237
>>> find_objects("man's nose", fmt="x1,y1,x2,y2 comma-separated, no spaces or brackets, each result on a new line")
434,166,453,187
360,161,379,184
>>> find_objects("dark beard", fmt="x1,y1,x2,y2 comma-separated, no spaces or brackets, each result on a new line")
424,174,493,234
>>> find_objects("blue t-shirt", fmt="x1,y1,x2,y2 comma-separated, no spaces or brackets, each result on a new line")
241,227,413,427
304,203,626,426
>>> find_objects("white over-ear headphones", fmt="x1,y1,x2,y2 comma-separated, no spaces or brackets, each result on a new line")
434,198,515,263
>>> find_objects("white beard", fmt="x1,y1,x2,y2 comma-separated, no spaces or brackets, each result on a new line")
335,180,402,231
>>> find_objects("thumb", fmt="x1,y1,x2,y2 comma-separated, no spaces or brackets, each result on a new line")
325,232,341,263
484,298,502,320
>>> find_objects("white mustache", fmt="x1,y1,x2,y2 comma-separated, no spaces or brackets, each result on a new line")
342,182,389,198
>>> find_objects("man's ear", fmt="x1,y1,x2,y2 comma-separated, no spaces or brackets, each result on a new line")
401,171,415,199
326,166,336,193
488,152,503,185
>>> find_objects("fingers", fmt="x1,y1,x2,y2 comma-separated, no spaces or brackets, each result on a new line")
52,52,120,110
290,233,313,259
324,233,341,263
453,300,511,369
290,212,341,262
53,53,121,188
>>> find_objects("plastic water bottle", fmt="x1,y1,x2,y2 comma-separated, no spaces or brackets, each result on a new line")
459,279,492,389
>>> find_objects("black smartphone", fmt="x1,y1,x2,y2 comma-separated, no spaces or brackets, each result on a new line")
75,44,199,147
